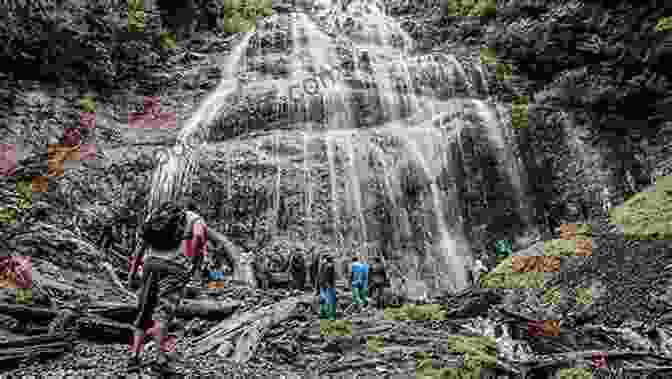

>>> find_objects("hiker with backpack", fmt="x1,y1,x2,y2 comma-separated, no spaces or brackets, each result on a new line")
288,250,306,291
126,201,208,372
318,254,337,320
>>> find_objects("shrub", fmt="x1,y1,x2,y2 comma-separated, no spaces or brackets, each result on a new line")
367,336,384,352
609,175,672,240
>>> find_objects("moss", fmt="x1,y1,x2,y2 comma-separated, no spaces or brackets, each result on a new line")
384,304,447,321
480,256,545,289
367,336,384,353
16,177,32,209
445,0,497,18
320,319,352,337
0,207,17,225
414,336,497,378
656,16,672,32
543,286,562,305
609,175,672,240
159,31,177,50
78,96,96,114
127,0,145,33
495,63,513,81
557,367,593,379
576,287,593,305
480,48,497,65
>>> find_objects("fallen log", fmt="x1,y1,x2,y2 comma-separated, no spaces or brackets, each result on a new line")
84,299,243,324
0,302,58,322
189,293,313,356
75,316,135,343
230,317,267,363
0,333,72,349
174,299,242,320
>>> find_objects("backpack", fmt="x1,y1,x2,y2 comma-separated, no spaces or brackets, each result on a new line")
141,203,187,251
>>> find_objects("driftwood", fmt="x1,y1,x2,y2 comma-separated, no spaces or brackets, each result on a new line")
189,293,313,356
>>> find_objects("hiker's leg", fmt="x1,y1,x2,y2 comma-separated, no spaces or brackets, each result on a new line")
130,271,158,366
151,260,189,365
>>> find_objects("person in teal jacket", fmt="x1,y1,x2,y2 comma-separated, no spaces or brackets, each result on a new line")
350,256,369,310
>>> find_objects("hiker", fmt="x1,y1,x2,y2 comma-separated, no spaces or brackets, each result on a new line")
350,255,369,311
368,256,388,309
310,249,322,295
288,250,306,291
318,254,337,320
126,201,208,372
253,253,271,290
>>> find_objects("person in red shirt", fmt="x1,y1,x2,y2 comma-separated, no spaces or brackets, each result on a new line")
127,201,208,371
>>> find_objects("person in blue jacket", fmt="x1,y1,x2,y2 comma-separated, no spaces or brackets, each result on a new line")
350,256,369,310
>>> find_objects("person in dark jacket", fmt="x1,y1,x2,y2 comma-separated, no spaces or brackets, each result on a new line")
253,253,270,290
318,254,337,320
368,256,388,309
310,249,321,295
288,251,306,291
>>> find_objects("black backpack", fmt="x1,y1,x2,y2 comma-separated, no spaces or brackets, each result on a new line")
141,203,187,251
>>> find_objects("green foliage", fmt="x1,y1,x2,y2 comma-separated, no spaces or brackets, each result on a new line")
575,287,593,305
16,178,32,209
543,286,562,305
128,0,145,33
79,96,96,114
557,367,593,379
609,175,672,240
367,336,384,353
655,16,672,32
384,304,447,321
320,319,352,336
445,0,497,18
480,256,545,289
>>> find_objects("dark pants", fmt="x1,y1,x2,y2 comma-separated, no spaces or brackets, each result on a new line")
370,285,385,309
290,271,305,290
134,258,190,331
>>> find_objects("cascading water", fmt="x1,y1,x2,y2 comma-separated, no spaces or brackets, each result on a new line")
147,0,535,297
148,33,253,215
